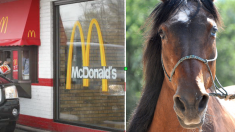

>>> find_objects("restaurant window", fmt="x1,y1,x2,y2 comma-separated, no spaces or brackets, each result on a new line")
0,47,38,98
54,0,125,131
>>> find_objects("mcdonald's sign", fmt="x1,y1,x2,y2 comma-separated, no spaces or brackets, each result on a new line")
66,19,117,92
0,16,8,34
28,30,36,37
13,59,17,66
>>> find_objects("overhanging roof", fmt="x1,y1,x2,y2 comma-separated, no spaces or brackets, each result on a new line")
0,0,40,46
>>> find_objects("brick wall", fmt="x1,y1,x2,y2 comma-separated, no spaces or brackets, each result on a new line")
59,45,125,129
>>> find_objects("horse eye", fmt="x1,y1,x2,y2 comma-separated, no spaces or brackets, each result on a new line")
211,26,218,37
158,29,165,39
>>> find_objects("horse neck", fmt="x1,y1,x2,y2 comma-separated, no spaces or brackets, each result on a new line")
148,79,186,132
205,93,235,132
148,78,235,132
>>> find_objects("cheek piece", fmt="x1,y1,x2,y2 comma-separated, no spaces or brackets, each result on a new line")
161,48,235,100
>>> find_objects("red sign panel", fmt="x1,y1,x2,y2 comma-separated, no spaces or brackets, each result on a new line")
13,51,18,79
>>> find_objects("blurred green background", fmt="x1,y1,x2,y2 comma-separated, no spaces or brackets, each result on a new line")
126,0,235,123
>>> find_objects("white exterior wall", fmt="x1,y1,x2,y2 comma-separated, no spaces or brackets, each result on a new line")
19,0,55,119
19,86,53,119
39,0,54,79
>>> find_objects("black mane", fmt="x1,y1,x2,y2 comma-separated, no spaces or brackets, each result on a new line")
127,0,221,132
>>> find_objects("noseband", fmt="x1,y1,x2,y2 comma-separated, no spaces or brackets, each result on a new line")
161,49,233,99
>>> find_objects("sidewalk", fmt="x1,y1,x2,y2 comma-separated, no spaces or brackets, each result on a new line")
16,124,51,132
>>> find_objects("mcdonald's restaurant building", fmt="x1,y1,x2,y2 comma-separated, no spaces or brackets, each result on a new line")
0,0,125,131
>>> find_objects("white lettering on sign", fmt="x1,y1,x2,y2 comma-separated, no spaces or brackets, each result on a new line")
72,66,117,79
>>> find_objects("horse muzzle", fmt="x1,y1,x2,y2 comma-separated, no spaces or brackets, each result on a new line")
173,92,209,129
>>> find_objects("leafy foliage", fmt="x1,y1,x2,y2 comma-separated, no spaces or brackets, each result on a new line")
216,1,235,86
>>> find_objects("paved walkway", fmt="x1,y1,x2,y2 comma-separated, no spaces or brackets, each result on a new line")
15,124,51,132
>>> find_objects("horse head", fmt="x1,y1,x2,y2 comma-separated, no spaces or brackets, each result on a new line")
159,0,221,129
128,0,223,131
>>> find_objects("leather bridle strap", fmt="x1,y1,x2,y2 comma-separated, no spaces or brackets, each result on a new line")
161,48,229,99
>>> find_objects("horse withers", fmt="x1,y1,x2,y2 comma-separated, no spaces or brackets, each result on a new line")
128,0,235,132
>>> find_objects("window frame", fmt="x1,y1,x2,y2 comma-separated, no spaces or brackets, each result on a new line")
0,46,38,83
0,46,38,98
53,0,124,131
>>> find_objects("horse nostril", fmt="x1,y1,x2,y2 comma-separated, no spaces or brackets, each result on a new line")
198,95,209,111
174,97,185,112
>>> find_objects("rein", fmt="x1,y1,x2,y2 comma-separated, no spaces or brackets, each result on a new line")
161,49,235,100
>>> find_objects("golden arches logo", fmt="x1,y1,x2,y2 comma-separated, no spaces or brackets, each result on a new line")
66,19,108,91
13,59,17,65
28,30,36,38
0,16,8,34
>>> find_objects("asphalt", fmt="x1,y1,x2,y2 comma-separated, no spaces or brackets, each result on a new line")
15,124,51,132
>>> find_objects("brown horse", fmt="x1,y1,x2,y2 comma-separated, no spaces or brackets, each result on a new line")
128,0,235,132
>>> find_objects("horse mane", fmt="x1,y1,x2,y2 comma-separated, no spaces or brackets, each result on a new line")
128,0,222,132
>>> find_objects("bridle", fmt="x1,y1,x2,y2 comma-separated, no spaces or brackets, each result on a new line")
161,48,233,99
159,0,235,100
